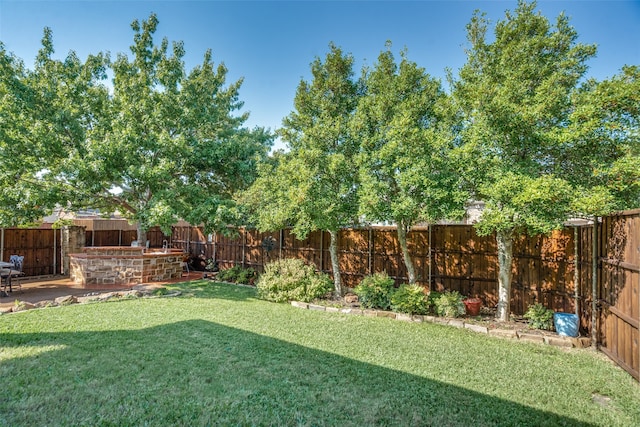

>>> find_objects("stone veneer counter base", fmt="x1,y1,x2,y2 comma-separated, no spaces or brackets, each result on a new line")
70,246,183,288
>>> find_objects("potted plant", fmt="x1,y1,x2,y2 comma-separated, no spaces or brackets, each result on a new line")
463,297,482,316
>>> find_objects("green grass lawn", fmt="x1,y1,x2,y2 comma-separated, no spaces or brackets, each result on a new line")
1,280,639,426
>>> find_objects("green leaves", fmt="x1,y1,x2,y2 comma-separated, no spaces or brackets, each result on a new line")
453,0,623,237
476,173,573,236
354,47,466,227
0,14,272,233
249,44,360,239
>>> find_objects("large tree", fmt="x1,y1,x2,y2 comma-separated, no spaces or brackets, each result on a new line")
452,1,597,321
0,14,271,241
244,44,360,296
352,46,466,284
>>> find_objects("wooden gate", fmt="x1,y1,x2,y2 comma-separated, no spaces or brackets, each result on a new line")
597,209,640,380
1,227,61,276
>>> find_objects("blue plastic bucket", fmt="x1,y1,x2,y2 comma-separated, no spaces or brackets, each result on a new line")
554,312,579,337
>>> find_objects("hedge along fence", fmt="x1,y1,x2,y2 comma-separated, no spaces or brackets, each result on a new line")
170,225,581,318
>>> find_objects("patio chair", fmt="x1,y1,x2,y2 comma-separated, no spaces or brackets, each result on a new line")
7,255,24,293
0,269,11,297
181,254,190,276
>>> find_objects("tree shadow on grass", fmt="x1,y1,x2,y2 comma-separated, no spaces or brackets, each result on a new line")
0,320,598,426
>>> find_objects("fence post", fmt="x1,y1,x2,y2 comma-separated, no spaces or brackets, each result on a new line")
188,226,192,255
1,228,4,261
574,225,579,317
428,225,433,292
53,228,57,275
279,229,283,260
368,228,373,275
320,230,324,272
241,228,246,268
592,217,599,348
213,231,217,263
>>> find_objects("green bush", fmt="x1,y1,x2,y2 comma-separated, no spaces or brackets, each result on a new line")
390,284,428,315
354,272,395,310
236,268,257,285
217,266,257,284
434,291,465,318
524,303,554,330
256,258,333,303
217,266,242,282
426,291,442,314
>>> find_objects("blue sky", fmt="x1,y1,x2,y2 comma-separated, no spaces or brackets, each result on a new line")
1,1,639,150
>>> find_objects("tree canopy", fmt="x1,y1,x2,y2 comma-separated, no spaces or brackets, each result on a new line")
244,44,360,295
352,46,466,283
451,0,638,320
562,65,640,215
0,14,271,241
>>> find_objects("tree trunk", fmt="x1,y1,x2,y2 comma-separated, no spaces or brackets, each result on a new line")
136,222,147,247
496,230,513,321
328,229,343,296
397,221,416,284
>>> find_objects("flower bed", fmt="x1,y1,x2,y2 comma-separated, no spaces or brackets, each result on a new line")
290,300,591,349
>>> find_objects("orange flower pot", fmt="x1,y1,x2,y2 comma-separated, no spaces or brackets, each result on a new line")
464,298,482,316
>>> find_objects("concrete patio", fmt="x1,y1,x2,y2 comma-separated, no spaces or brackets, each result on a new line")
0,272,205,312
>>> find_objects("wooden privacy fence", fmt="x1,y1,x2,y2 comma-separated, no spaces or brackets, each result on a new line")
594,210,640,380
85,227,166,248
0,227,62,276
171,225,580,316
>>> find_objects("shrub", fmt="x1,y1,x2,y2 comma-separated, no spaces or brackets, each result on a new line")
216,266,241,282
354,272,395,310
433,291,465,318
256,258,333,303
235,267,257,285
524,303,554,330
390,284,428,315
217,266,257,284
426,291,442,314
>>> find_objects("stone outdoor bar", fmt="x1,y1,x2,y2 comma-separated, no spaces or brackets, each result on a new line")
70,246,183,288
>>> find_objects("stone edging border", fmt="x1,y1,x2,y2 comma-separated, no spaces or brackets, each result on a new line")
0,288,181,314
290,301,592,349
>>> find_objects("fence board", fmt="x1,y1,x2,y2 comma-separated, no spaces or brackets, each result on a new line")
2,228,60,276
597,211,640,380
